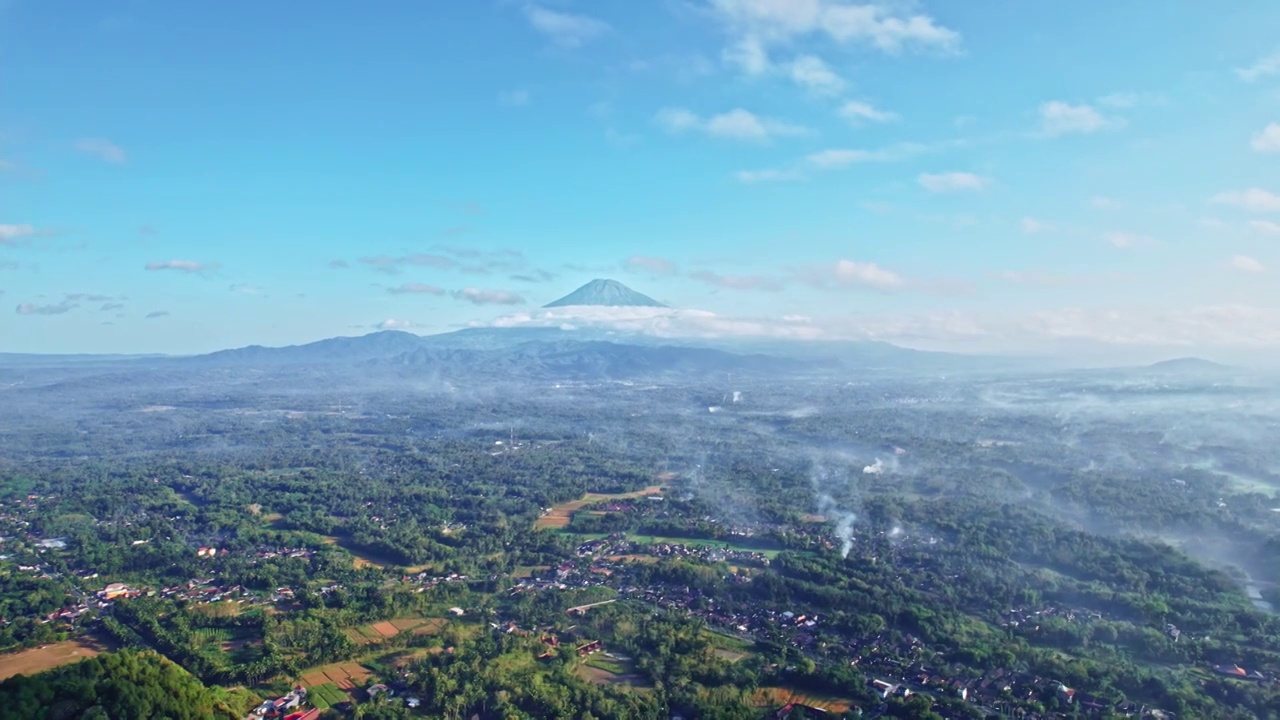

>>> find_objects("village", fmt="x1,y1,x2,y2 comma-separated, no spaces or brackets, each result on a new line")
2,484,1279,719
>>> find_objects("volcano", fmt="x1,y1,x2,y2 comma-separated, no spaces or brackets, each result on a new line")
543,278,666,308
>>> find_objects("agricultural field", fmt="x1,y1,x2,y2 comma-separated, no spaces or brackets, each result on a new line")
307,681,348,710
534,485,665,530
0,634,117,681
315,534,431,572
298,661,372,690
343,616,447,646
192,627,262,664
751,687,856,714
574,655,648,689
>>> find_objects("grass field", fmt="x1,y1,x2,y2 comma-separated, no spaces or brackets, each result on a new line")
0,634,117,681
191,601,243,618
585,655,628,675
751,687,855,713
702,630,753,662
535,485,665,530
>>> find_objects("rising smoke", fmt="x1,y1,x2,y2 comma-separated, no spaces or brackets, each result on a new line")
811,461,861,558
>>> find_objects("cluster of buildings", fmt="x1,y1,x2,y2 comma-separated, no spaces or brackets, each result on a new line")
251,687,319,719
572,534,771,567
1000,604,1107,631
160,578,256,606
397,570,469,593
854,645,1180,718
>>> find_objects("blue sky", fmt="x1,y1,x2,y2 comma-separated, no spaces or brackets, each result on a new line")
2,0,1280,356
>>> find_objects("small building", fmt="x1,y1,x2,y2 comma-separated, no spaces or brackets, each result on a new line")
99,583,131,601
448,606,465,616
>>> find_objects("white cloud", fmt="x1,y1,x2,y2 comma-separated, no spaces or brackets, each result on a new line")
74,138,127,164
735,168,807,184
145,310,170,319
488,304,825,341
995,270,1116,288
918,171,987,193
654,108,701,133
499,88,531,107
688,270,781,291
376,319,423,331
831,259,904,290
1090,196,1121,210
1251,220,1280,235
1236,51,1280,82
1021,217,1053,234
625,256,678,275
706,0,960,54
1038,101,1118,136
0,224,37,245
805,143,924,168
484,301,1280,350
654,107,808,141
1212,188,1280,213
15,301,78,316
604,128,639,149
144,259,220,274
523,5,609,47
708,108,808,140
452,287,526,306
1252,123,1280,152
359,253,457,274
794,259,909,292
723,36,770,74
1105,231,1153,248
1096,91,1164,108
788,55,845,95
1231,255,1266,274
838,100,897,124
387,283,447,296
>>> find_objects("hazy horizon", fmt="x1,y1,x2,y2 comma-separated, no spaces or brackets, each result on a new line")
3,1,1279,360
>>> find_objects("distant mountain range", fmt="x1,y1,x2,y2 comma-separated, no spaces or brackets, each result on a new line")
0,278,1241,382
544,279,665,308
1144,357,1231,374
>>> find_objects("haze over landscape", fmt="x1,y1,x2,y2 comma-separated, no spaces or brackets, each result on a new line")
3,1,1280,361
4,3,1280,720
